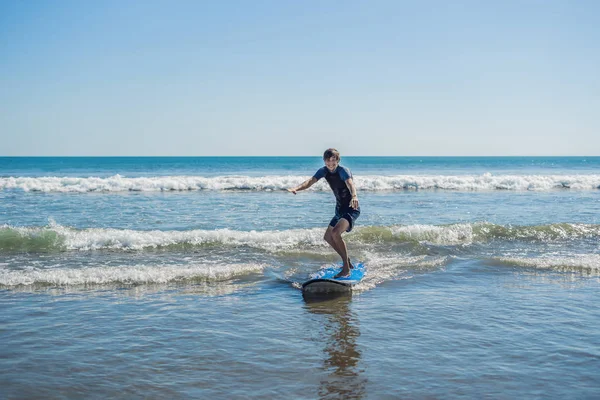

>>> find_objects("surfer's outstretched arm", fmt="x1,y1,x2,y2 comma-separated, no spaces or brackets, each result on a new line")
288,177,317,194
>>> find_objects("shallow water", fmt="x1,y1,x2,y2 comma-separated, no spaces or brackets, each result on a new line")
2,262,599,399
1,157,600,398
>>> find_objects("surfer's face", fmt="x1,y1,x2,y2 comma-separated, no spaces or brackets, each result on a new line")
324,156,339,172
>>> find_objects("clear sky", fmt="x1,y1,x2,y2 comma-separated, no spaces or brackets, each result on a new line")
1,0,598,156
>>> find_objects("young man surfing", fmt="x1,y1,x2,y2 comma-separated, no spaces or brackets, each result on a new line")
288,148,360,278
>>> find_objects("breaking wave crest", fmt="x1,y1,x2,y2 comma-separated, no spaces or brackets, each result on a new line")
0,224,326,252
355,222,600,245
494,255,600,274
2,222,599,253
0,262,266,287
2,174,600,192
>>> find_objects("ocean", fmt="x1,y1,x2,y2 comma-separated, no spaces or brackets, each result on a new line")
1,156,599,399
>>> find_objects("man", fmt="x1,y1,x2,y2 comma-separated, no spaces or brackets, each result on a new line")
288,148,360,278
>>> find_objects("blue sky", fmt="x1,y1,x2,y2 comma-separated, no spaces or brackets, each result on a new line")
1,0,598,156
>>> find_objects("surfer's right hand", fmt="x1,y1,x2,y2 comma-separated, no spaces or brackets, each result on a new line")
287,188,297,195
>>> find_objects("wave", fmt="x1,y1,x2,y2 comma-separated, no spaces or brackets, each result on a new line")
494,255,600,274
0,224,326,252
0,262,266,287
2,174,600,192
0,256,448,288
2,222,599,253
351,254,449,291
356,222,600,245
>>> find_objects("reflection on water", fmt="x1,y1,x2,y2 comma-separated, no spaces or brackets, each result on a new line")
303,292,367,399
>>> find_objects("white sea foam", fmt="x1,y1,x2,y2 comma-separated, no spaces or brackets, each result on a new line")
353,254,449,291
390,223,475,245
2,174,600,192
0,262,266,286
2,222,600,253
1,224,327,251
496,255,600,273
387,222,600,245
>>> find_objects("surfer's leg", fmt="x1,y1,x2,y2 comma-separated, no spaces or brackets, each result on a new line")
323,226,336,250
325,216,355,269
324,226,345,260
331,219,351,278
324,226,355,269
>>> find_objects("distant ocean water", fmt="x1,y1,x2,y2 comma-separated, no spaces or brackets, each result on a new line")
1,157,599,398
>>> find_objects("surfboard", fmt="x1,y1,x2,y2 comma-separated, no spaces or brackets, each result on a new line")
302,262,365,293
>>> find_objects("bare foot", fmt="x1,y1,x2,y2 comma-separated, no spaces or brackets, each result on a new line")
348,257,355,269
335,266,351,278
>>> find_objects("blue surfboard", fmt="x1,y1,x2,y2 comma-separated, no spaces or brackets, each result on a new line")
302,262,366,292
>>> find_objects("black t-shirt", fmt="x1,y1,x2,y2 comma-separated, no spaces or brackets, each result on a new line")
313,165,355,210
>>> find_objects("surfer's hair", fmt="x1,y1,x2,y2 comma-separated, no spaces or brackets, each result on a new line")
323,148,340,161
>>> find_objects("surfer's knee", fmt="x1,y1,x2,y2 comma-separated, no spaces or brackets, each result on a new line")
332,225,345,237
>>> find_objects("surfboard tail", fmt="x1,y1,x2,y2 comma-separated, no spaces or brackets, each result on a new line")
302,262,365,293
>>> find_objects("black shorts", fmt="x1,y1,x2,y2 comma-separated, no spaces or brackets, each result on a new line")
329,207,360,232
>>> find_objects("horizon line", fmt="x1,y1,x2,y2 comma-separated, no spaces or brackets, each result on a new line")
1,155,599,158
